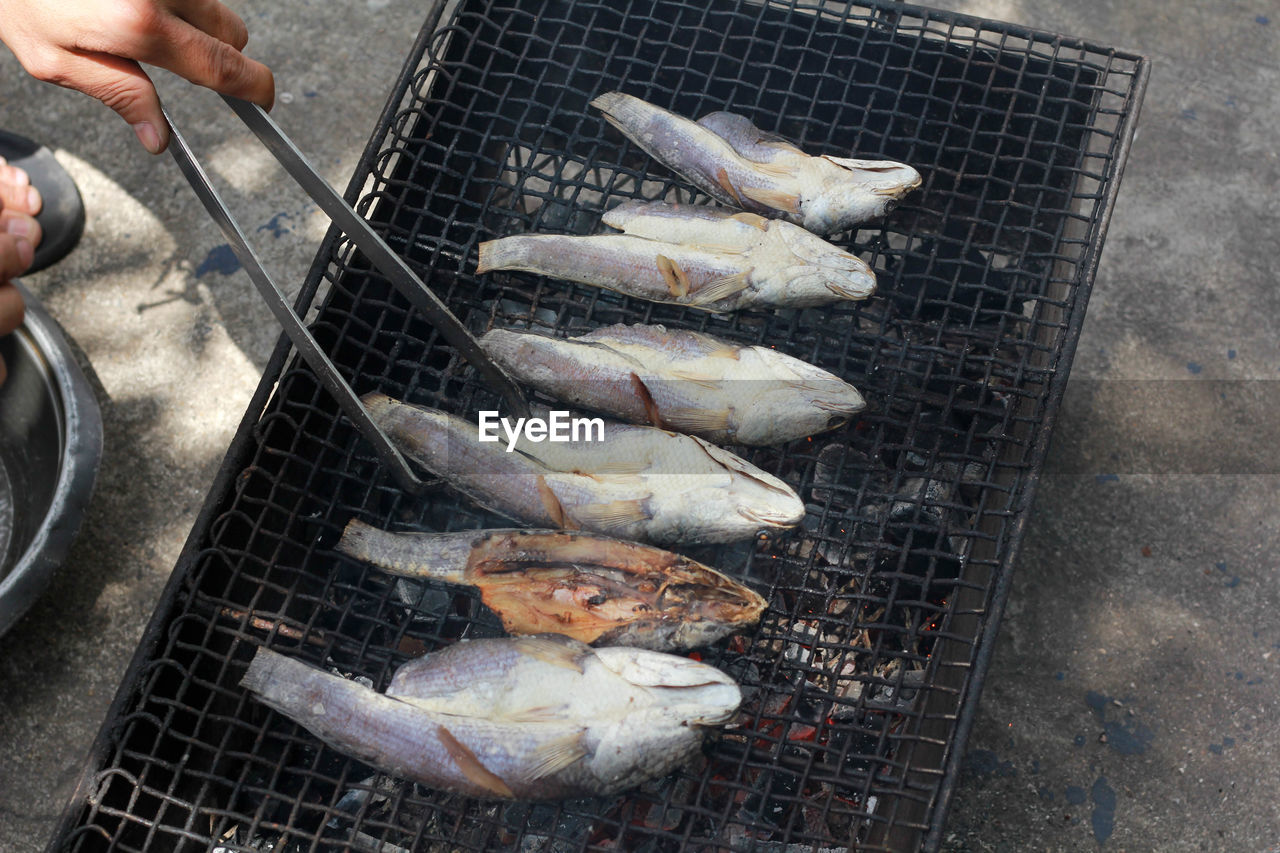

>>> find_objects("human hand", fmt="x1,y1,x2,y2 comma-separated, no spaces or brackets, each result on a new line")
0,160,42,386
0,0,275,155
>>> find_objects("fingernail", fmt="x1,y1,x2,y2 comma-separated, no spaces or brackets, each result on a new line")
15,237,34,269
5,216,34,239
25,186,41,214
134,121,163,155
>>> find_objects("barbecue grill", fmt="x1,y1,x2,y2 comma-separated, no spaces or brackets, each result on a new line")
47,0,1147,850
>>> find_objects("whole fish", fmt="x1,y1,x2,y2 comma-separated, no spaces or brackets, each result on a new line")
479,320,865,445
240,635,741,799
336,521,767,651
476,200,874,311
362,392,804,545
591,91,921,235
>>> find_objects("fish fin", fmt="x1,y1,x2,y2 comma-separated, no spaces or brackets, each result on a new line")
528,731,589,780
821,155,910,172
537,476,579,530
668,368,723,390
716,168,746,206
572,498,651,531
750,160,800,179
436,724,516,798
673,330,742,360
495,704,568,723
731,212,770,231
697,243,753,255
662,406,733,435
655,254,691,299
629,373,666,429
686,272,752,308
512,635,589,672
586,460,651,477
739,185,802,215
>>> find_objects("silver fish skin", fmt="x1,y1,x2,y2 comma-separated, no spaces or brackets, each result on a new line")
603,200,876,302
476,201,874,310
591,92,921,235
240,635,740,800
480,322,865,445
362,393,804,545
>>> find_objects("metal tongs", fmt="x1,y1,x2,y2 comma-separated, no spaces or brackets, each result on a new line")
164,95,528,494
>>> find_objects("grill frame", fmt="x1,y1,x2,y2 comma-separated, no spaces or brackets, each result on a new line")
48,1,1148,851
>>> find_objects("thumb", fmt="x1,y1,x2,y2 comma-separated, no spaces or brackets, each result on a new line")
51,51,171,153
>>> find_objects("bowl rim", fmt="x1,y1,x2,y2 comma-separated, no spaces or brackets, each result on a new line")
0,281,103,636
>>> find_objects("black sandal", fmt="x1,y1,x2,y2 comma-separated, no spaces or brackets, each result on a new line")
0,130,85,274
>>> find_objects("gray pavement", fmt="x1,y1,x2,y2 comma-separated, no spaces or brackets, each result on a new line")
0,1,1275,851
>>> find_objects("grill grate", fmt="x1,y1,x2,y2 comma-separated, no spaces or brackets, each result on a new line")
50,1,1146,851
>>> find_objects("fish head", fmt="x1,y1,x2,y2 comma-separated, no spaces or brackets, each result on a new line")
766,222,877,301
595,646,744,727
693,438,806,529
822,156,922,195
800,157,922,233
777,264,877,304
653,567,768,627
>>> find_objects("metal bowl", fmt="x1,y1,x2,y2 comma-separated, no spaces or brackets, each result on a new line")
0,282,102,636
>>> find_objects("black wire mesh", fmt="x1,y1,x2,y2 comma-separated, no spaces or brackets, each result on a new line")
49,1,1146,851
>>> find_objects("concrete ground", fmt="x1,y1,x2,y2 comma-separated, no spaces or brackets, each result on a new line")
0,1,1274,851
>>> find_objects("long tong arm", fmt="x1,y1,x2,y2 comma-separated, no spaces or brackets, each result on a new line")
221,96,527,419
164,100,528,494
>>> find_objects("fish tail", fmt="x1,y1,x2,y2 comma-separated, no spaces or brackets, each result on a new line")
477,236,538,274
591,92,740,204
240,647,372,732
336,519,470,583
474,234,612,282
240,645,291,699
591,93,706,157
477,327,527,367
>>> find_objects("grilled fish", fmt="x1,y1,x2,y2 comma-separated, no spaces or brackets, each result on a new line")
337,521,767,651
362,393,804,545
240,635,740,800
591,92,921,235
480,321,865,445
476,200,874,311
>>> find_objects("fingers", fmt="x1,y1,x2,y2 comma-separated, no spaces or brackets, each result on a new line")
144,18,275,110
164,0,249,51
130,4,274,110
37,50,171,153
1,211,42,252
0,277,24,386
0,181,41,216
1,0,274,155
0,234,35,289
0,158,42,216
0,280,24,336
